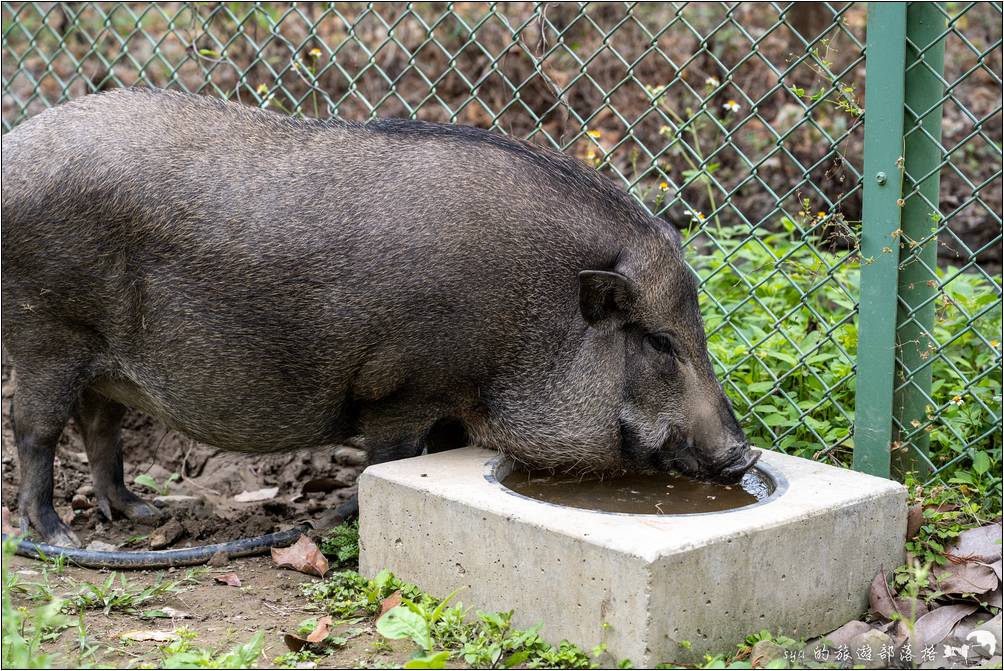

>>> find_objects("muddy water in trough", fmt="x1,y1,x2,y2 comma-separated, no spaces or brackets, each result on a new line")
502,468,771,514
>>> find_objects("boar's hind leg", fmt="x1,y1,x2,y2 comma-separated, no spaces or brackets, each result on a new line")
73,388,160,524
12,366,80,547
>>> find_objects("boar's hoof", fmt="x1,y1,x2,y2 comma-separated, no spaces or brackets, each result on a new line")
95,488,163,524
19,504,81,548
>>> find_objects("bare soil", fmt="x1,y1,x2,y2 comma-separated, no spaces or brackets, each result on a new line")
5,553,417,668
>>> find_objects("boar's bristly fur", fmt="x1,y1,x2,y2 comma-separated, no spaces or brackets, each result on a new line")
1,88,753,545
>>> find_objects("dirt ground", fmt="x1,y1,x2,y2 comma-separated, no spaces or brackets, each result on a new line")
1,362,406,668
5,552,420,668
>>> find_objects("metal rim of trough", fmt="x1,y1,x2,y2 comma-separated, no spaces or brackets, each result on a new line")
482,454,790,518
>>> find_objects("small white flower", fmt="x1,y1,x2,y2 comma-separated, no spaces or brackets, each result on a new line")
705,76,720,88
949,395,964,407
723,99,741,113
687,209,705,223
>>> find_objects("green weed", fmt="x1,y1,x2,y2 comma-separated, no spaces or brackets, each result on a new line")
306,570,599,669
134,472,180,496
2,537,67,669
319,520,360,567
155,628,265,668
65,573,183,615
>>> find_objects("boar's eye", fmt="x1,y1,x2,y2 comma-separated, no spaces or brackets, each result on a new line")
645,332,677,357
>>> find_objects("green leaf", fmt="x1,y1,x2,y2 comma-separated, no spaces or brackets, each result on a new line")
503,650,531,668
216,631,265,668
377,605,433,651
133,474,160,493
403,651,450,669
972,450,990,475
429,588,463,624
747,381,776,394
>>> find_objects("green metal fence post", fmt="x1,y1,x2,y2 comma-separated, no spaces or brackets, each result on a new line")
852,2,908,478
893,3,947,479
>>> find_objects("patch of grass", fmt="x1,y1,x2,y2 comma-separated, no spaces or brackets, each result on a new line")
154,628,265,668
305,569,602,669
2,536,68,669
65,573,184,615
320,520,360,567
274,648,322,668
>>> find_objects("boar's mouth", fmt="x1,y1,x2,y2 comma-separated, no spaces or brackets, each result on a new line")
621,422,761,484
712,449,761,484
674,446,761,484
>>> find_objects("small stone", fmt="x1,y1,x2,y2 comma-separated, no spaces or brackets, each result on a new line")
153,494,203,512
749,640,786,667
207,550,229,567
849,628,893,669
70,494,91,511
334,446,367,466
86,540,117,552
149,518,184,550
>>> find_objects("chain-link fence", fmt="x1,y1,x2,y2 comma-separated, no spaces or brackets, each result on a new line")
2,2,1001,489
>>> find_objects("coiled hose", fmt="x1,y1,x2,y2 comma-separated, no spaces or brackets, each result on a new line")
2,524,311,569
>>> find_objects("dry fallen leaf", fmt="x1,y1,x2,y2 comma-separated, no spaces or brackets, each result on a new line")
868,568,930,622
302,477,349,494
818,620,873,649
948,523,1003,562
869,568,899,619
234,487,279,503
306,615,333,644
271,535,328,577
934,561,999,595
85,540,118,552
912,603,978,648
378,590,402,620
284,633,309,652
906,504,923,540
120,630,180,643
161,607,191,619
142,606,192,619
214,572,242,587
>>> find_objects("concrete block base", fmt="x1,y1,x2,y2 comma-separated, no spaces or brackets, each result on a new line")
358,448,906,666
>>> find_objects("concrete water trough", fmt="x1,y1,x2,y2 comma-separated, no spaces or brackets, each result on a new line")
358,447,907,666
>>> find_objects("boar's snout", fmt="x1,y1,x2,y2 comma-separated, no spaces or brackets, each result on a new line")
669,439,759,484
712,447,761,484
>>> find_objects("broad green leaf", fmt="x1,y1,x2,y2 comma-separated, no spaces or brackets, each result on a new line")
377,605,432,651
404,651,450,669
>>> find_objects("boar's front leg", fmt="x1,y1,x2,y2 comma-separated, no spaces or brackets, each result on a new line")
73,388,160,524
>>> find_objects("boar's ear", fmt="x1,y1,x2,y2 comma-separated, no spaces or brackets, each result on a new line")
578,270,637,326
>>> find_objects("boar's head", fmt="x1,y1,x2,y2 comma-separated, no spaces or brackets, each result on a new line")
577,229,759,484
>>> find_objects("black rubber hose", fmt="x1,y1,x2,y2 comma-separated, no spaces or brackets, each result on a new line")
2,524,311,569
